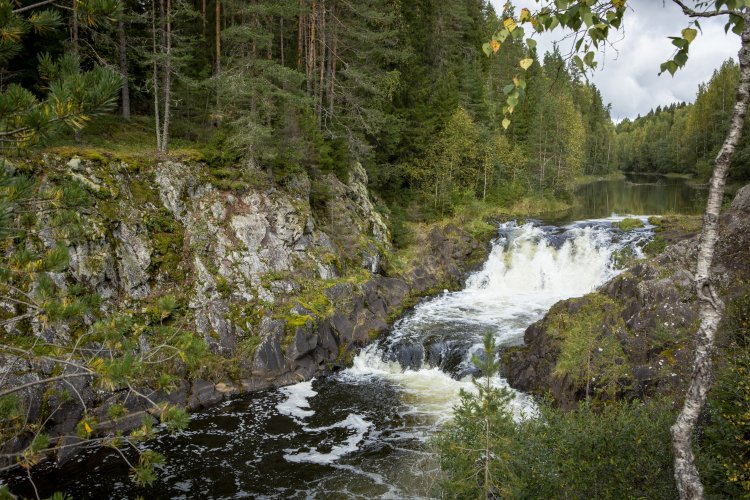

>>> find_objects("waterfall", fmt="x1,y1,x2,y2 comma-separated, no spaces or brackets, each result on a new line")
339,218,651,422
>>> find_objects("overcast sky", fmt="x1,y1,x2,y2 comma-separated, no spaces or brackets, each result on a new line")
488,0,740,121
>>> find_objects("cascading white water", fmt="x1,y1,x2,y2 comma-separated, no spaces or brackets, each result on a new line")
337,218,651,424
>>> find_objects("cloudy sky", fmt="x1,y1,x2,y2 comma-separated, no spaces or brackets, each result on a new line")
488,0,740,121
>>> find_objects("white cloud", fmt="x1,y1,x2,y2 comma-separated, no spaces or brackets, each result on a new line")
488,0,739,120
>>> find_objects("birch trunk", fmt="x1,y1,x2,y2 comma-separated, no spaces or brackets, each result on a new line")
671,14,750,500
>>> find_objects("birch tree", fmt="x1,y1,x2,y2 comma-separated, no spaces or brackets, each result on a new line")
487,1,750,498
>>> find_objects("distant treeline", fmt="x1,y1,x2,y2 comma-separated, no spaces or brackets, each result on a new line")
613,59,750,182
6,0,618,216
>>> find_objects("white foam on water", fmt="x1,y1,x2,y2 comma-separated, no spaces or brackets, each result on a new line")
280,218,650,466
276,379,317,421
344,218,650,425
284,414,373,465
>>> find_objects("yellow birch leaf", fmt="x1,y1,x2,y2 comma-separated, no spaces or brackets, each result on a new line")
520,58,534,70
503,18,517,32
520,8,531,22
682,27,697,43
490,40,500,53
502,118,511,130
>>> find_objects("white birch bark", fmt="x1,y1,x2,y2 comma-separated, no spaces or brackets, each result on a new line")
671,13,750,500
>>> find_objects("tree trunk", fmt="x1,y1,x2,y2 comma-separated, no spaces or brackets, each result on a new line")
251,17,257,117
280,17,285,66
671,15,750,500
215,0,221,108
118,20,131,120
202,0,206,35
72,0,81,142
71,0,78,54
307,3,316,97
297,0,304,70
328,5,336,119
317,0,325,128
161,0,172,152
152,0,161,150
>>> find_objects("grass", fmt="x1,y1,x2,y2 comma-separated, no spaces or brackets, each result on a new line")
572,171,626,188
39,115,216,168
616,217,645,231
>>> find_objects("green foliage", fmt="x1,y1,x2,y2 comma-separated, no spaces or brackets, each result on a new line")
616,217,645,231
434,332,518,498
106,403,127,420
160,405,190,432
1,53,121,149
614,59,750,183
436,335,677,498
130,450,166,487
700,291,750,497
509,399,678,499
548,294,628,399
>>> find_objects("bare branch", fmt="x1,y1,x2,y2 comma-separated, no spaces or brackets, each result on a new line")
671,0,736,18
0,372,92,399
12,0,56,14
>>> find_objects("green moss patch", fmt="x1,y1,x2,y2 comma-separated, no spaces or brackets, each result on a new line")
616,217,645,231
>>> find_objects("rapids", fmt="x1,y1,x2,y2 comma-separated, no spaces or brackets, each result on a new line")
4,215,655,499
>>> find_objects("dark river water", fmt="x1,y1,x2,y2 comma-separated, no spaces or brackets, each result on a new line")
559,173,707,223
2,174,703,499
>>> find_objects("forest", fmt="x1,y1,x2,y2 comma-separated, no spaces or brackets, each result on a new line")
2,0,750,498
2,0,616,217
614,58,750,182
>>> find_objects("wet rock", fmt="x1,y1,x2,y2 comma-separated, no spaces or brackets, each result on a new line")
252,318,287,377
503,184,750,406
286,326,318,361
188,380,223,410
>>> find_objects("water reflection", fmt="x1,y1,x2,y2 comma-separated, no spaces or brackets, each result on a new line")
552,173,706,223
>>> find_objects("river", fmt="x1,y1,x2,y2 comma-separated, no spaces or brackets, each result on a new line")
2,174,705,499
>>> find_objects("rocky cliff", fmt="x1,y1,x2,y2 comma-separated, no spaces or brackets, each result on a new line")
503,185,750,408
0,153,489,467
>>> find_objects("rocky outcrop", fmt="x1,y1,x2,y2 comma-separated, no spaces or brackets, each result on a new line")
503,185,750,408
0,153,491,469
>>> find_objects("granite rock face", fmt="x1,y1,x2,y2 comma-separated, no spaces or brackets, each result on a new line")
0,154,491,468
503,185,750,408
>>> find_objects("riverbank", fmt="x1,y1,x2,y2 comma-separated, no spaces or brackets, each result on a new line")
572,171,626,188
0,147,507,480
502,185,750,407
0,143,680,488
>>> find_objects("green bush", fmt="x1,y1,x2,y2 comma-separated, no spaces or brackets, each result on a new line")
616,217,645,231
387,204,411,249
699,291,750,498
435,396,678,499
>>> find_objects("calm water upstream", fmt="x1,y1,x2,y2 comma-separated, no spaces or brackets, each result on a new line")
3,175,704,499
